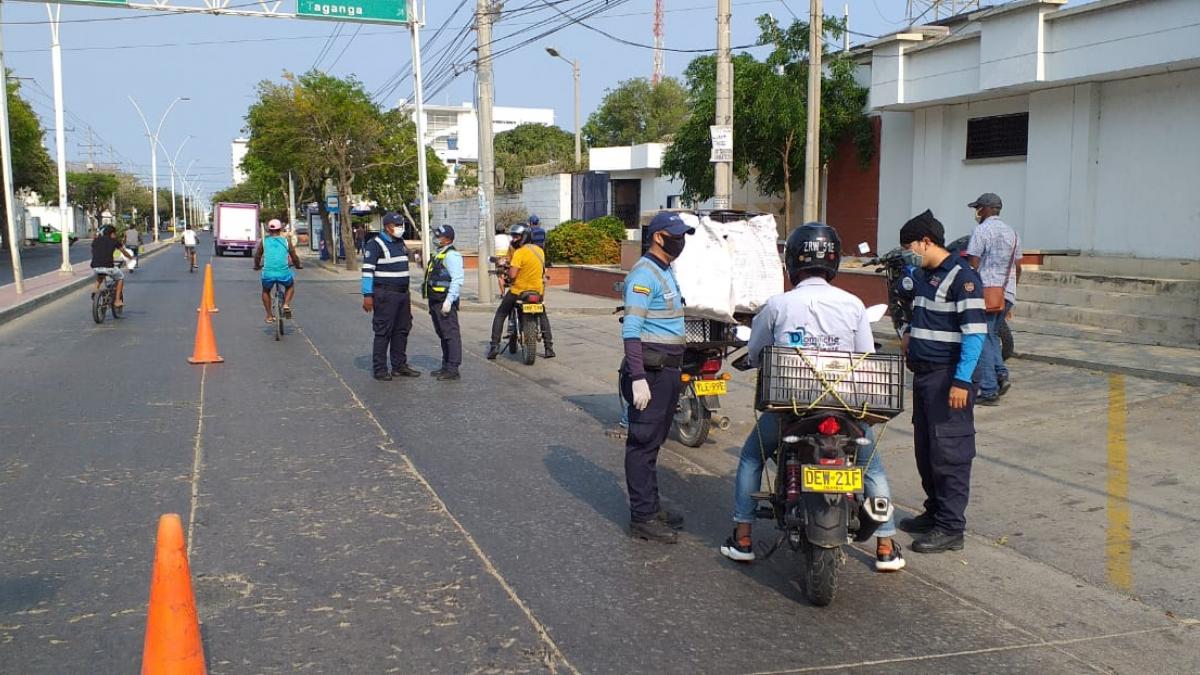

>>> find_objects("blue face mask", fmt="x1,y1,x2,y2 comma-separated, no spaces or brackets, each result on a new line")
901,248,923,269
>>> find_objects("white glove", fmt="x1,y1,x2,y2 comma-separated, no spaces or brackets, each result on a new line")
440,298,453,315
631,379,652,411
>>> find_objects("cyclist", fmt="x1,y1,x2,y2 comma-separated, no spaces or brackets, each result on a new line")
91,225,134,309
253,218,303,324
181,224,198,270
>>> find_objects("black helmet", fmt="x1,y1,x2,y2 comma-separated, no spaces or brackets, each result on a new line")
508,223,530,247
785,222,842,284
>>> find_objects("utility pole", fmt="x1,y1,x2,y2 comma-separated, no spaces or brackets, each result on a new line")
713,0,733,210
0,3,25,294
476,0,496,304
802,0,823,224
287,171,297,230
409,0,433,262
47,4,72,273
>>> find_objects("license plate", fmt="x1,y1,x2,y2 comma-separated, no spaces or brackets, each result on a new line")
802,466,864,493
692,380,727,396
522,303,545,313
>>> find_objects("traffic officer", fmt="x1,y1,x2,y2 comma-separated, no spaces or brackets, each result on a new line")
422,225,465,381
362,212,421,381
896,210,987,553
620,211,694,543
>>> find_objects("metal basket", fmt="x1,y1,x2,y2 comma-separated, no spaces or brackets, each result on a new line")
755,347,905,419
684,318,733,344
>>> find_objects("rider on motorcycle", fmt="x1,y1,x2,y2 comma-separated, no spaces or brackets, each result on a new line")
719,222,906,572
486,224,553,359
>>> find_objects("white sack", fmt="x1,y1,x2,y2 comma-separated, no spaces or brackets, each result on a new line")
671,212,736,322
726,214,783,313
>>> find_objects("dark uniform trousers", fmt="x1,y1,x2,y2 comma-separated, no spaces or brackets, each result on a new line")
619,365,684,522
372,286,412,375
911,364,977,535
429,301,462,372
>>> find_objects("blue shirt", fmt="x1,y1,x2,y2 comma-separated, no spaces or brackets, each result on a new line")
261,236,293,281
904,254,988,388
437,245,465,302
361,231,411,295
622,254,686,379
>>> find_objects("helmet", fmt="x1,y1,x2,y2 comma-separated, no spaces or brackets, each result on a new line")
267,218,284,231
508,223,530,247
785,222,842,284
433,224,455,242
527,214,540,226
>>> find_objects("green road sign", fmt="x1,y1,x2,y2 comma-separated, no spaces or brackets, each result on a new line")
297,0,408,24
60,0,127,6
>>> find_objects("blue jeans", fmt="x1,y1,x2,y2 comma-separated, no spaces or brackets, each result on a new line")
732,413,897,538
978,300,1013,397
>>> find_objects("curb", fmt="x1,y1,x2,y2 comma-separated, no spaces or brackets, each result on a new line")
0,241,174,328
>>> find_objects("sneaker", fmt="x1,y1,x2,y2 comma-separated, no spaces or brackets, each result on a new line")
977,393,1000,406
720,530,755,562
485,344,499,360
373,372,393,382
875,541,906,572
655,509,684,530
898,511,936,534
391,364,421,378
543,346,556,359
436,370,461,381
630,519,678,544
998,377,1011,397
912,529,965,553
430,368,446,378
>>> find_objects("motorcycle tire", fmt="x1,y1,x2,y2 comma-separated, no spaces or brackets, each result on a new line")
521,315,538,366
92,290,107,324
803,542,841,607
673,386,711,447
999,316,1014,361
507,312,519,354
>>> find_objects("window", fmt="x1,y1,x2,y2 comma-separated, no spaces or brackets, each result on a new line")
965,112,1028,160
446,135,458,151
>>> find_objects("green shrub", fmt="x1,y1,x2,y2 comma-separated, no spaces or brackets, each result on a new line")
546,219,622,264
587,215,627,242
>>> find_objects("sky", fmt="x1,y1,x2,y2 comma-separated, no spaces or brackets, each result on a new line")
0,0,989,202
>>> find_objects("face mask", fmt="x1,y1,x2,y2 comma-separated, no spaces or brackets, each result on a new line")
660,234,686,259
901,246,923,269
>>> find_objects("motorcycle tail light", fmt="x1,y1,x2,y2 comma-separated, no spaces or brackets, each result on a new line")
721,372,732,381
680,373,691,383
700,359,722,374
818,416,841,436
818,458,844,466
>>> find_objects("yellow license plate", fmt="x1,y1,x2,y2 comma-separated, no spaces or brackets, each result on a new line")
802,466,864,493
692,380,727,396
522,303,545,313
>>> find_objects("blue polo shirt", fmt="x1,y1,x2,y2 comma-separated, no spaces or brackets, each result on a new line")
622,254,686,379
904,254,988,389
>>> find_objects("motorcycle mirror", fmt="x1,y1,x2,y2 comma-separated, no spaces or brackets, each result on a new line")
733,325,752,342
857,242,871,255
866,304,888,323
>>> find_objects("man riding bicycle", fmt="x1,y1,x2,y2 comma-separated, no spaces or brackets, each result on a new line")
253,219,302,324
182,224,198,270
91,225,134,309
486,223,553,359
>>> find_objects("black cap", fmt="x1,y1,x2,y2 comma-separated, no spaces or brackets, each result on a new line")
647,211,695,237
899,210,945,247
968,193,1003,209
382,211,405,227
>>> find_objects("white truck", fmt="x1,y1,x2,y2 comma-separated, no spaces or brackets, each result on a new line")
213,202,260,257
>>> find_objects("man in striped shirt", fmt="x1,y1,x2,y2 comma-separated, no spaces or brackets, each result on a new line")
362,212,420,381
896,210,987,554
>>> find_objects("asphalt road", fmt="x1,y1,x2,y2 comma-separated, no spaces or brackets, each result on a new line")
1,236,1197,673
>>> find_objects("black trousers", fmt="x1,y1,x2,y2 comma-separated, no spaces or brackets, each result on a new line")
371,286,412,375
619,366,684,522
490,293,518,345
911,365,977,535
429,301,462,372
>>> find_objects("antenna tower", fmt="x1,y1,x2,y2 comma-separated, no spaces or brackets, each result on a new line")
652,0,664,84
906,0,980,24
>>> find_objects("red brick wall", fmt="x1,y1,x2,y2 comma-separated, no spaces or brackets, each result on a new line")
570,267,624,299
826,118,881,252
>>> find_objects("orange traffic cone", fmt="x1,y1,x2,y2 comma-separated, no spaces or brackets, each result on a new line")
197,264,218,313
142,514,206,675
187,305,224,364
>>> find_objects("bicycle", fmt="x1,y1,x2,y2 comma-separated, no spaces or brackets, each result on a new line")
269,280,288,341
91,273,122,324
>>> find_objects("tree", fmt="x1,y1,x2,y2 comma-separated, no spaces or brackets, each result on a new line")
359,111,447,228
1,76,56,248
661,15,872,229
494,123,576,192
583,77,688,147
67,172,119,215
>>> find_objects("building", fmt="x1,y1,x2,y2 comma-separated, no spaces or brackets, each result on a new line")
402,102,555,185
863,0,1200,260
231,138,249,185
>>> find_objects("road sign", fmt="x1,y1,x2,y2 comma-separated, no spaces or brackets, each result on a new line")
326,196,340,213
59,0,126,6
297,0,408,24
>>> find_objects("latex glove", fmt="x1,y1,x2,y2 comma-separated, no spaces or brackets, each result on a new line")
631,379,652,411
441,298,453,316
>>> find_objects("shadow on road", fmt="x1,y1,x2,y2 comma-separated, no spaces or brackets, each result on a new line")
544,445,629,529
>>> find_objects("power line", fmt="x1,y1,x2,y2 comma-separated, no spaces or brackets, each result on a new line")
326,24,362,71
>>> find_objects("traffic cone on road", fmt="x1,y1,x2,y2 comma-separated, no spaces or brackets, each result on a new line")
187,305,224,364
197,264,219,313
141,514,206,675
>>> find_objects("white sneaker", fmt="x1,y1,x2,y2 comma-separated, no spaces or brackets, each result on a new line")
875,542,906,572
720,531,755,562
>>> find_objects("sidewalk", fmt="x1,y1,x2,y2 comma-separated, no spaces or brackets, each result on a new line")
0,239,174,327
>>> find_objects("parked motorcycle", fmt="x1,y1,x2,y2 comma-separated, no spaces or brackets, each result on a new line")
674,320,741,447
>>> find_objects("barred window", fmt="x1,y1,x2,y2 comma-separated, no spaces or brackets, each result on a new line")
965,113,1028,160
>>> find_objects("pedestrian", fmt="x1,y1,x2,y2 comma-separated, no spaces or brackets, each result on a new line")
965,193,1021,405
619,211,694,543
361,212,420,381
123,225,141,259
896,210,987,553
422,225,465,381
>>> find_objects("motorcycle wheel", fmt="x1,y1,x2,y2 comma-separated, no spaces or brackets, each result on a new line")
999,316,1014,360
92,289,107,324
507,312,519,354
803,542,841,607
521,315,538,366
673,386,712,448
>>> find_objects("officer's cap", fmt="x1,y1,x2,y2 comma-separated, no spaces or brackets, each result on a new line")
647,211,695,237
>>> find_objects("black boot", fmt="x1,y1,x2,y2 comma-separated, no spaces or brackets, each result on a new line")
543,344,556,359
485,343,499,360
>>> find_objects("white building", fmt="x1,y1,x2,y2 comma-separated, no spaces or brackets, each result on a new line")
865,0,1200,260
403,102,555,184
231,138,249,185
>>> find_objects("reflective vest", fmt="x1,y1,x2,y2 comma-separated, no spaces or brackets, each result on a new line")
423,245,456,302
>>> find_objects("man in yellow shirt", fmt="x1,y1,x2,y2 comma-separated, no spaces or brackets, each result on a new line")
486,224,553,359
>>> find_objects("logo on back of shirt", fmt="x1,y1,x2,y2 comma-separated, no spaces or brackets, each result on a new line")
785,327,842,350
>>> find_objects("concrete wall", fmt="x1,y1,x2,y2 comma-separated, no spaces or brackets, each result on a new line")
430,174,572,250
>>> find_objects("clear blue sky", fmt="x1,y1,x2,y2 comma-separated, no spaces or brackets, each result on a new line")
0,0,967,202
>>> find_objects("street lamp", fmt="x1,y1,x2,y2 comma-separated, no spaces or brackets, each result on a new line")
129,95,190,243
545,47,581,168
158,135,190,238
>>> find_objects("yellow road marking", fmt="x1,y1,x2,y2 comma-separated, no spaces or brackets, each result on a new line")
1106,373,1132,591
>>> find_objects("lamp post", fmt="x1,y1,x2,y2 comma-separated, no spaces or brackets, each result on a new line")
129,95,189,243
158,136,190,239
545,47,581,167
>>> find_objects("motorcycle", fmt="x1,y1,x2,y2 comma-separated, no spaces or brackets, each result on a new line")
490,256,544,366
673,321,741,447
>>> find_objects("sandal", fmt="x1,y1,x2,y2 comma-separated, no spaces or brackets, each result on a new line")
265,316,275,324
283,305,293,319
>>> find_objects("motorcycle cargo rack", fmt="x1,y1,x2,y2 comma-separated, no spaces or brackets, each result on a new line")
755,347,905,421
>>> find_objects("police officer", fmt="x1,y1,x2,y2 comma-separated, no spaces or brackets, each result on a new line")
423,225,465,381
896,210,987,553
620,211,694,543
362,212,421,381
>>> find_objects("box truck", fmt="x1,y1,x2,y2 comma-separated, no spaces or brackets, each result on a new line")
214,202,259,257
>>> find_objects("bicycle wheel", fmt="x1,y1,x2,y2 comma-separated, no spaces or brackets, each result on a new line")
92,287,107,324
274,286,284,340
